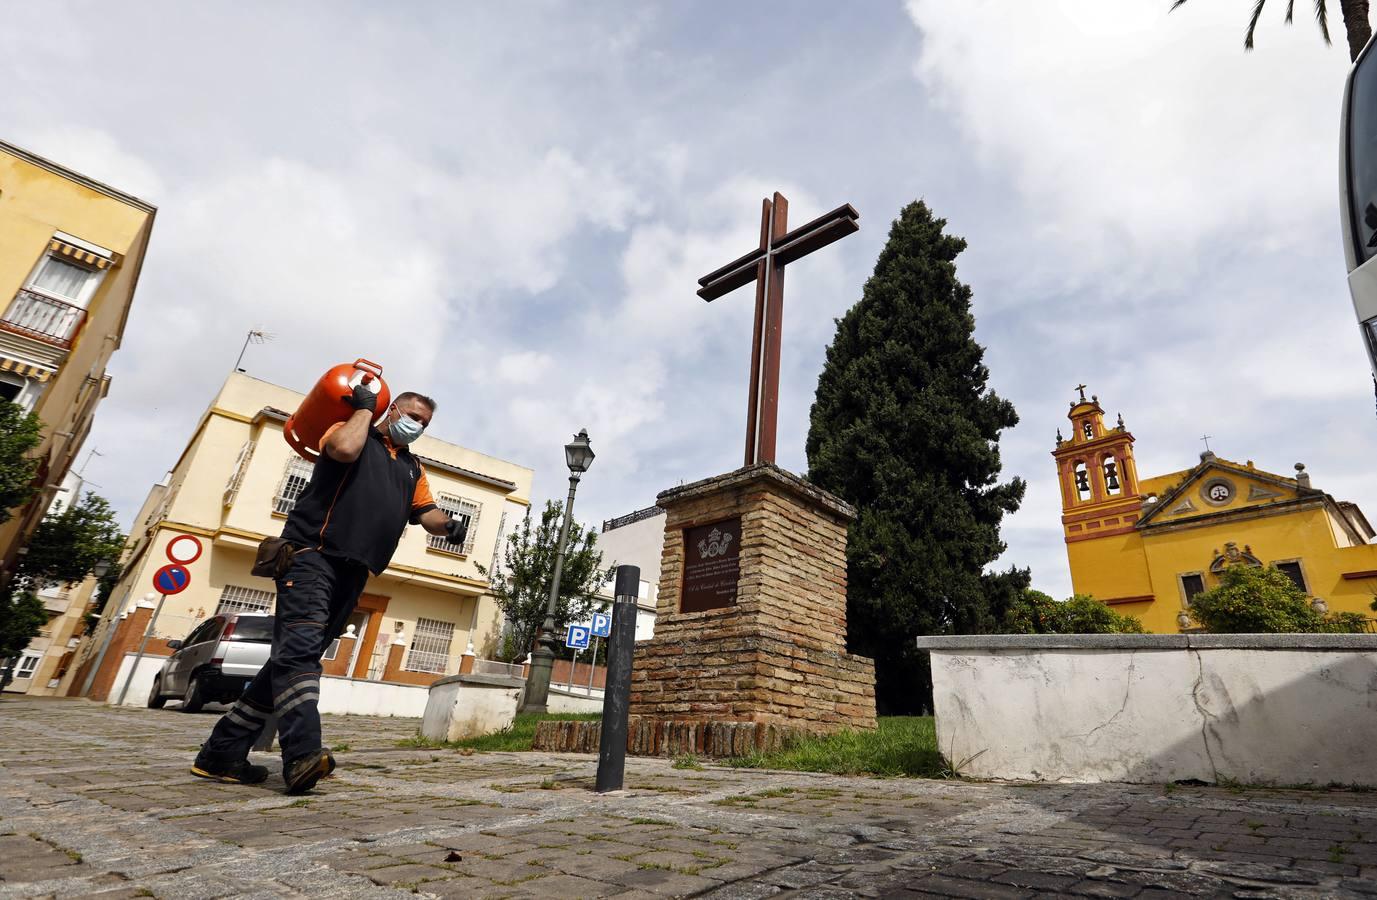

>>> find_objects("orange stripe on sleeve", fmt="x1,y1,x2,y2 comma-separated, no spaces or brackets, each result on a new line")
413,468,435,512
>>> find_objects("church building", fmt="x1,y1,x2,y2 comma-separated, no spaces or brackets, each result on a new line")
1054,389,1377,633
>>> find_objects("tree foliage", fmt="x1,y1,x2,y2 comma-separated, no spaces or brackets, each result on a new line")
806,200,1027,714
2,490,125,684
0,589,47,663
1187,565,1365,633
477,500,612,663
18,493,125,587
1171,0,1372,62
1001,589,1147,634
0,399,42,525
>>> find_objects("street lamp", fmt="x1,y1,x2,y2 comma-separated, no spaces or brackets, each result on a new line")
521,429,594,713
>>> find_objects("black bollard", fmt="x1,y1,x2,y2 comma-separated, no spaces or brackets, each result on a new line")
595,565,640,792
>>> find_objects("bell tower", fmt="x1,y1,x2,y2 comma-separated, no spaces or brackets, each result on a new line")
1052,386,1143,542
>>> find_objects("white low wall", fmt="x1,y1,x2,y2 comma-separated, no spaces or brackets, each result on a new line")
548,686,603,715
319,676,427,717
108,654,166,707
919,634,1377,787
108,655,425,718
422,673,523,742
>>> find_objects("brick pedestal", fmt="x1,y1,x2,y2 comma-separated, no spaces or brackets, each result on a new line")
626,463,876,753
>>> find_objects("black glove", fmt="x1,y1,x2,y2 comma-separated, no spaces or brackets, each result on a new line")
346,383,377,413
445,517,468,546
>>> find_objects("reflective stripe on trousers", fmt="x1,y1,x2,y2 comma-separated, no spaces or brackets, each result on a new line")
201,551,369,763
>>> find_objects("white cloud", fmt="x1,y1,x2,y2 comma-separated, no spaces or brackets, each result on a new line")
906,1,1352,287
495,351,556,385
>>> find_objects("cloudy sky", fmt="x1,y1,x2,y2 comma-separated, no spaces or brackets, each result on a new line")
3,1,1372,598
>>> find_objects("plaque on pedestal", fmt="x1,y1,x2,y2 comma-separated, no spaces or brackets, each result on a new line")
680,518,741,613
625,463,877,755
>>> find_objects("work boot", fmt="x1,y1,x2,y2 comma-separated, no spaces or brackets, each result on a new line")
191,747,269,785
283,748,335,795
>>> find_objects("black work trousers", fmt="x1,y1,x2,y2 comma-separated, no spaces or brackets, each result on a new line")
202,550,369,764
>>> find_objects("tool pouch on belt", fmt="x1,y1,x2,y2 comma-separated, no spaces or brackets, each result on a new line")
251,537,299,579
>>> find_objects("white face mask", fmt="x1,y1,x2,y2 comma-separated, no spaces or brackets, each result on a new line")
388,405,425,445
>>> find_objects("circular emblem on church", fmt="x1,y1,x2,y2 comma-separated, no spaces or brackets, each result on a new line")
1200,477,1235,507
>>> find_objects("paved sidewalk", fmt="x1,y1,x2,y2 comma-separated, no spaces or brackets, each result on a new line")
2,698,1376,898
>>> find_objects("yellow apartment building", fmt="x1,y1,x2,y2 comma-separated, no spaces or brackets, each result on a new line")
1054,388,1377,634
0,140,155,577
64,372,533,704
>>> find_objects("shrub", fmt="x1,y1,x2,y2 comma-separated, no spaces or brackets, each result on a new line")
1001,589,1145,634
1187,565,1359,633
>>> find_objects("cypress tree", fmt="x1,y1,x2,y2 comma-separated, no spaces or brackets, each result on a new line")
806,200,1028,714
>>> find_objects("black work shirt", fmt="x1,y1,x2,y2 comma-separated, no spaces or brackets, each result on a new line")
282,427,437,574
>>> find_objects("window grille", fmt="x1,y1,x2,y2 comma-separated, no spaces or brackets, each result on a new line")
427,494,480,555
404,617,455,674
216,584,274,616
224,440,256,507
272,457,315,514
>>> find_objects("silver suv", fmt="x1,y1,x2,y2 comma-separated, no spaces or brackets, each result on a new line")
148,613,274,712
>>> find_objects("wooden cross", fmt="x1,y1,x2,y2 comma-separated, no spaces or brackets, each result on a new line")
698,192,859,466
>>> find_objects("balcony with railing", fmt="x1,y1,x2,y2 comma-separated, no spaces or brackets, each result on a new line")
0,289,86,350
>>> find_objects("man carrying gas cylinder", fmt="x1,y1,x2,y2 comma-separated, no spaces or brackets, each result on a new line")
190,386,467,793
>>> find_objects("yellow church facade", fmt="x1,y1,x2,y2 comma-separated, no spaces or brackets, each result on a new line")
1054,390,1377,634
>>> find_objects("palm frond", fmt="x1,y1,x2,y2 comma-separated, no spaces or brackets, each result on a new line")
1244,0,1269,51
1285,0,1296,23
1314,0,1333,45
1168,0,1190,12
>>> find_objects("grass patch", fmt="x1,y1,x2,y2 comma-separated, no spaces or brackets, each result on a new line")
671,754,704,770
397,712,602,753
330,742,351,752
726,716,942,778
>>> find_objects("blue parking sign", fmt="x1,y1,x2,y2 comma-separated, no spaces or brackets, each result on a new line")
565,624,590,649
591,612,611,638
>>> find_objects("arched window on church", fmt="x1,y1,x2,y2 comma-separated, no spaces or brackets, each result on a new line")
1073,461,1092,501
1103,456,1122,496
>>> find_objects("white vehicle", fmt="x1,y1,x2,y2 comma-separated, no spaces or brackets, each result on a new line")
148,613,274,712
1340,34,1377,378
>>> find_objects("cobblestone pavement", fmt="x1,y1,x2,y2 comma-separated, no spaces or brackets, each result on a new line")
3,699,1376,899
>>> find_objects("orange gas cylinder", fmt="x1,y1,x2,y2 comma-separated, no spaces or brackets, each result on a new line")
284,359,391,461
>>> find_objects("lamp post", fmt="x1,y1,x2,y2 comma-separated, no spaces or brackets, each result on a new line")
521,429,594,713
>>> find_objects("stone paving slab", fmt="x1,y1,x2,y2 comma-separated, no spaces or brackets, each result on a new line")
3,698,1377,898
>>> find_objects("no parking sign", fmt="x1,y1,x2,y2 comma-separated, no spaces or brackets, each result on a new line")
151,533,203,595
152,564,191,595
